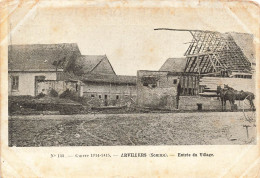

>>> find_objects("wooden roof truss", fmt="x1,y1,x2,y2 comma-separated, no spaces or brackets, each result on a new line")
183,31,251,74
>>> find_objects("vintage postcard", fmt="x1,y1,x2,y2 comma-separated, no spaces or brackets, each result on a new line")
1,0,259,177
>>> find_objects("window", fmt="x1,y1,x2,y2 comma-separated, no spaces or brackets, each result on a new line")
184,88,188,94
173,79,177,84
116,95,119,100
91,94,95,98
141,77,158,88
99,95,102,99
11,76,19,91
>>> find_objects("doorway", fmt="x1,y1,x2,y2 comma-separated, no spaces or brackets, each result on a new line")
35,76,45,96
104,95,108,106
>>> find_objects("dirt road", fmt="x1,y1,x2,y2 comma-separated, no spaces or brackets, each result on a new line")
9,112,256,146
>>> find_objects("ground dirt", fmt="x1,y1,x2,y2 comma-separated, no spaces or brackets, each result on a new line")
9,112,256,146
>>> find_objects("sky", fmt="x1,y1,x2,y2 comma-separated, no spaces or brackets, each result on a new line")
8,1,258,75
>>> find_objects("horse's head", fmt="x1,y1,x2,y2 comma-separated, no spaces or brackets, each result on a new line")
224,84,234,91
217,85,222,94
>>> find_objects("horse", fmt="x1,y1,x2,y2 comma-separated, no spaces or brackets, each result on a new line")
217,85,255,111
217,86,235,111
225,85,255,110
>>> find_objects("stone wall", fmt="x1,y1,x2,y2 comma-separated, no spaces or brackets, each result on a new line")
37,80,81,96
82,94,137,108
137,70,179,110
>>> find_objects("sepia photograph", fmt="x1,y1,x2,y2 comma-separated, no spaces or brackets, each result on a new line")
7,3,257,147
1,0,259,177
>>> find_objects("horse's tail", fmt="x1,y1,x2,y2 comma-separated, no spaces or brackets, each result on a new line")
246,92,255,100
251,93,255,100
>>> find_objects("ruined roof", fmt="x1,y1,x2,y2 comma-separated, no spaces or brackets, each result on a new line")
8,43,81,71
83,74,136,85
183,31,252,73
228,32,255,63
155,29,254,73
159,58,187,72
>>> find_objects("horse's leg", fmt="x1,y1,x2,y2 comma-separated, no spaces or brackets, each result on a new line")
224,99,226,111
221,99,224,111
252,101,255,111
248,98,252,109
249,98,255,110
220,98,222,111
221,98,224,111
246,97,254,110
229,100,233,111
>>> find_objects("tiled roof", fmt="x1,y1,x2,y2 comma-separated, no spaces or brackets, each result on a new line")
8,43,81,71
58,72,136,85
228,32,255,63
73,55,116,75
83,74,136,85
75,55,106,73
159,58,187,72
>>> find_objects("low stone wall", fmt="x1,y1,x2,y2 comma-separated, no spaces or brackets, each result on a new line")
179,96,252,111
82,94,137,108
37,80,81,96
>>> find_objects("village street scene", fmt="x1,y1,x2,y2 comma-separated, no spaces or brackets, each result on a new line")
8,27,257,146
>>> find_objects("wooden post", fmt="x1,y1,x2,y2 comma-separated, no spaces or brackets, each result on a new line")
183,76,186,95
194,76,197,95
191,76,194,95
243,125,251,139
187,76,190,94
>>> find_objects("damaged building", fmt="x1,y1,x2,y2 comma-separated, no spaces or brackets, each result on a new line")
137,70,180,110
137,29,255,110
